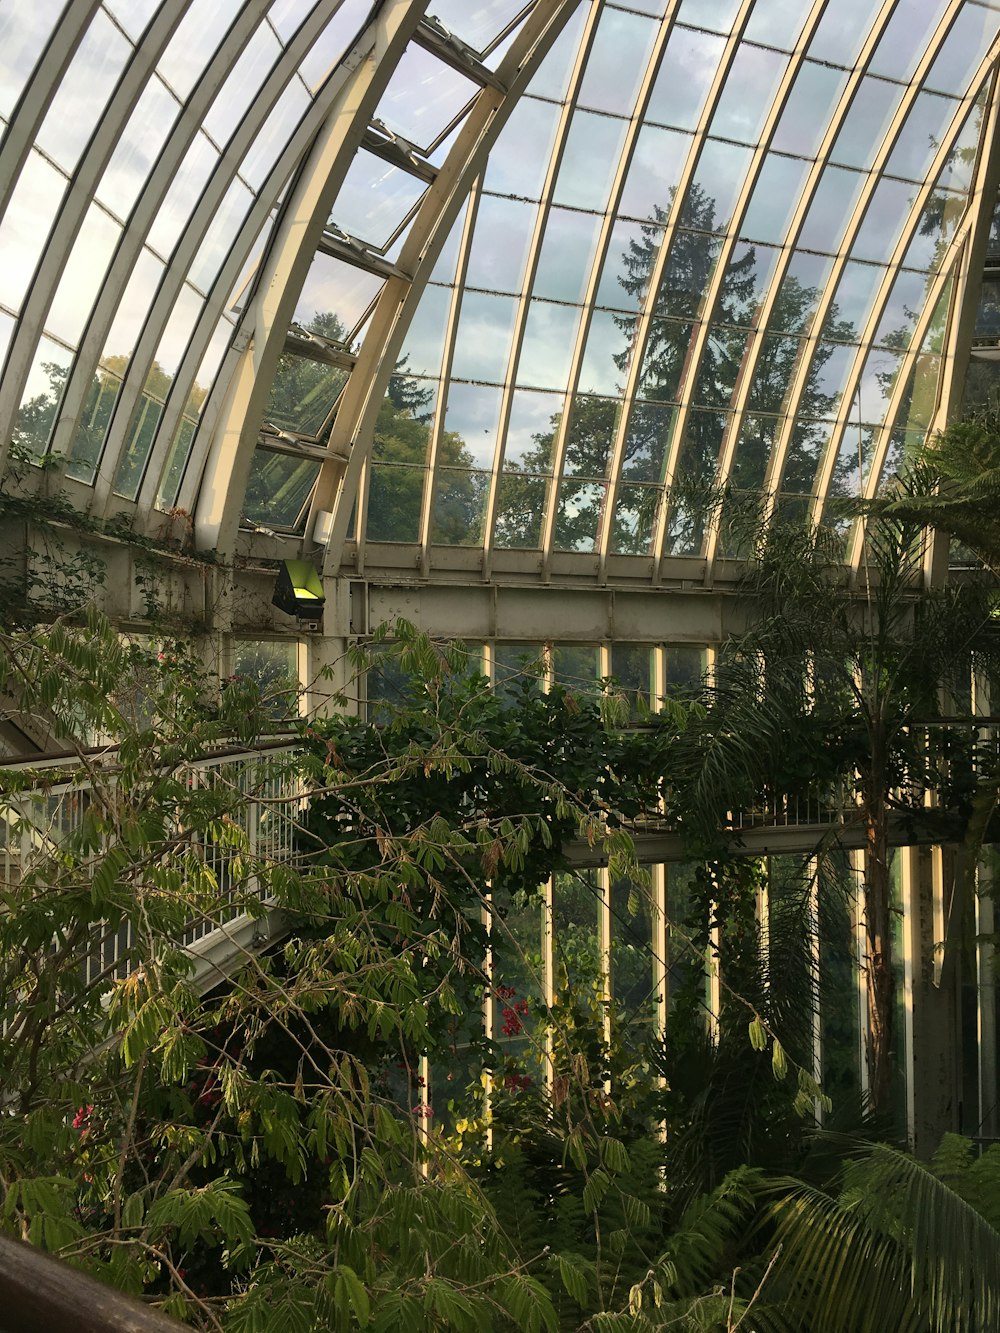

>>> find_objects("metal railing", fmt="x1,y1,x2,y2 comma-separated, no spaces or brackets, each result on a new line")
0,743,302,988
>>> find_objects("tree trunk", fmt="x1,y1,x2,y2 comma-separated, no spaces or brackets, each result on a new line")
864,787,895,1119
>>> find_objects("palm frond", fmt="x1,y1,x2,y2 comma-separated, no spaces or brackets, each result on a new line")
759,1143,1000,1333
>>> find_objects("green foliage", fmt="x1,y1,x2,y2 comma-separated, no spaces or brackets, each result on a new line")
761,1141,1000,1333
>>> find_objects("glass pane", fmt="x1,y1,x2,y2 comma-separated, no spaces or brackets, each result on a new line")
483,96,561,199
492,641,544,693
896,351,941,435
431,469,489,545
874,267,931,350
263,352,347,435
691,325,746,408
562,396,620,479
516,301,582,391
680,139,755,234
926,4,998,94
714,242,782,327
622,401,675,481
739,155,812,247
639,319,694,401
579,310,634,396
532,208,602,304
730,415,776,490
13,336,73,459
204,23,282,146
796,164,866,253
577,9,657,117
47,204,121,346
114,284,204,498
148,132,218,260
769,251,835,336
0,151,67,312
503,390,562,470
376,45,478,148
373,378,436,464
830,77,903,171
0,1,67,118
676,0,742,31
188,178,254,294
610,644,654,711
825,260,887,342
528,4,588,100
553,112,628,212
554,479,605,550
425,0,526,53
857,344,905,424
870,0,950,81
494,471,549,547
466,194,536,294
442,381,502,469
809,0,883,68
451,291,517,383
293,250,384,333
618,124,691,224
243,449,319,526
806,341,859,418
772,60,850,158
367,464,426,541
647,27,726,130
160,0,244,101
666,410,728,553
654,230,722,320
612,484,660,555
35,10,131,173
101,247,166,363
903,189,965,272
331,150,427,250
709,43,788,145
553,869,601,1003
748,335,803,415
850,178,917,265
611,873,656,1027
783,418,834,494
96,77,180,218
232,639,299,719
887,91,961,182
552,644,600,692
598,219,664,313
300,0,373,90
67,371,122,482
397,282,450,378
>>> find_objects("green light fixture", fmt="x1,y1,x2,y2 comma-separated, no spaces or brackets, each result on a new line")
272,559,325,628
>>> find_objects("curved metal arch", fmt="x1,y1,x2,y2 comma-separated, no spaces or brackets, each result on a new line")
813,66,996,530
0,3,189,477
44,0,276,484
718,0,972,575
541,1,684,583
473,0,603,583
117,2,374,522
612,0,832,583
195,0,428,555
0,1,102,214
92,1,363,515
310,0,585,578
844,62,1000,576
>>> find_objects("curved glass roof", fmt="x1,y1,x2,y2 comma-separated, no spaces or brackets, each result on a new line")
2,0,1000,589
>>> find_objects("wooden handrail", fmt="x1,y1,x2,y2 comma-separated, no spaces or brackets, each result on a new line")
0,1235,187,1332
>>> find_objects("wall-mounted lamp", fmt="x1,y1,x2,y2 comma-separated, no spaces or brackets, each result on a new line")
272,559,325,631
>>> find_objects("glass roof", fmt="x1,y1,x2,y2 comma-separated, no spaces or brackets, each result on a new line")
1,0,999,587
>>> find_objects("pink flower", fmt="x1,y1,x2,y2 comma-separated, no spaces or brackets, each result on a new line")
72,1104,93,1130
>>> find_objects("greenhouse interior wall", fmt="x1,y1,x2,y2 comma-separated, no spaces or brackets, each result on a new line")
5,0,1000,1173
